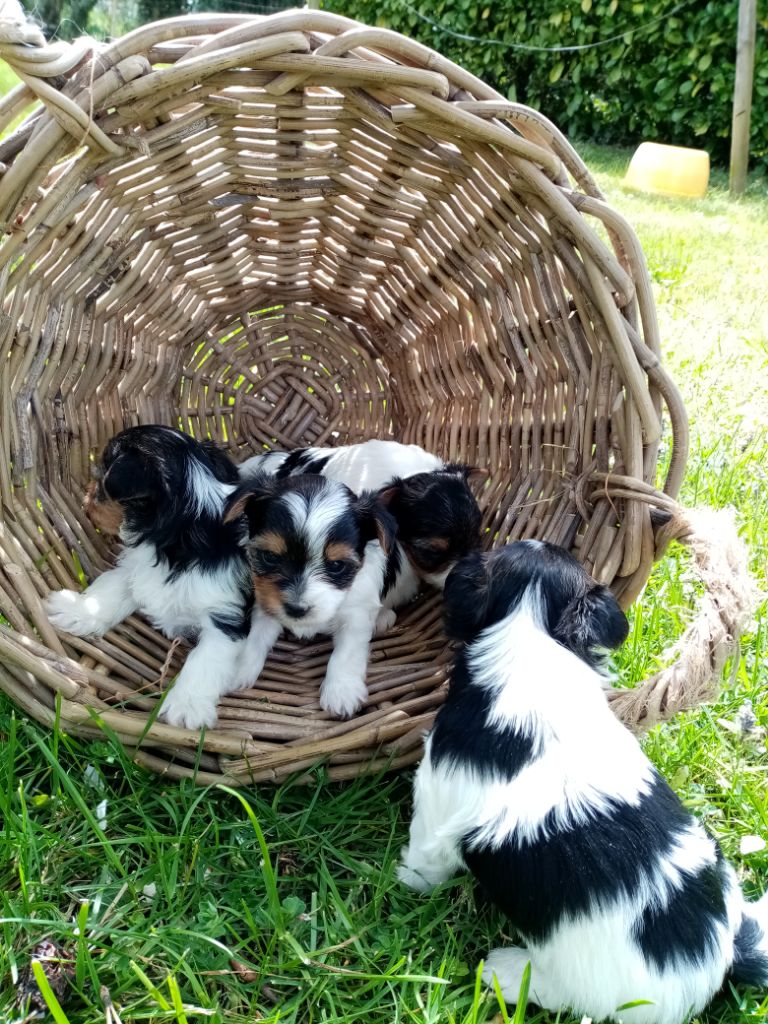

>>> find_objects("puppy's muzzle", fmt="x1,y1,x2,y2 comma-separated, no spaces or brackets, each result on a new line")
284,602,309,620
84,480,124,536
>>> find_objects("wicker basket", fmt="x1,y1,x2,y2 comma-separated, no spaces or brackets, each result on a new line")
0,7,753,785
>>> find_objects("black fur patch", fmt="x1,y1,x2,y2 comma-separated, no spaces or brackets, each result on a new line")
731,913,768,986
461,771,714,945
276,448,332,478
430,648,540,779
380,541,402,599
211,587,254,641
635,846,729,969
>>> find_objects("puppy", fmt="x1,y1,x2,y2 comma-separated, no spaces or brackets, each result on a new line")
239,440,483,631
398,541,768,1024
44,425,253,730
224,472,396,718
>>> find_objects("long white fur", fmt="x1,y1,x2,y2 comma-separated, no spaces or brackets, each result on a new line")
398,596,766,1024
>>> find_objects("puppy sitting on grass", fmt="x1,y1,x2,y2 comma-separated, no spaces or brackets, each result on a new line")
224,471,397,718
398,541,768,1024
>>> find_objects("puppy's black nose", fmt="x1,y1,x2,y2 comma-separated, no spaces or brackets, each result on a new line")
284,602,309,619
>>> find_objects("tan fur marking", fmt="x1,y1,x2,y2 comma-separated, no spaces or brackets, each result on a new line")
253,531,287,555
420,536,451,551
223,491,251,524
83,481,123,535
374,518,393,555
253,574,283,615
377,484,399,507
325,542,359,563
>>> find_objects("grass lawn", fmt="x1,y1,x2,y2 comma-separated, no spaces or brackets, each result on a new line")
1,146,767,1024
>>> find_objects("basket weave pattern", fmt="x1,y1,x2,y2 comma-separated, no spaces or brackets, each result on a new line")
0,10,701,783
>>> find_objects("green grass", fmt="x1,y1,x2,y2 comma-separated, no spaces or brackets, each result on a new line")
0,63,20,97
2,148,768,1024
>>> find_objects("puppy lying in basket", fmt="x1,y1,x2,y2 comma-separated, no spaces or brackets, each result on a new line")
223,472,399,717
239,439,484,634
398,541,768,1024
44,425,254,730
228,439,484,717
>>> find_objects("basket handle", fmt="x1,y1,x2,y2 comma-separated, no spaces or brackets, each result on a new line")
608,507,758,731
0,1,121,154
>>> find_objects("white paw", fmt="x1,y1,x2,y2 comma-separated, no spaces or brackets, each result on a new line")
374,608,398,636
44,590,106,637
396,861,436,893
159,685,218,730
319,672,368,718
482,947,531,1004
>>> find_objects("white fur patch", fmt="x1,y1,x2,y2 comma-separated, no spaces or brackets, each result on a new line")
186,459,234,516
420,566,452,590
318,440,444,491
45,543,250,730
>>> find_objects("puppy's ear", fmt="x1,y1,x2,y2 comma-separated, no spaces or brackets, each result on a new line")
376,478,403,512
443,551,489,642
223,476,275,535
102,450,162,503
443,462,490,483
553,585,629,662
355,492,397,555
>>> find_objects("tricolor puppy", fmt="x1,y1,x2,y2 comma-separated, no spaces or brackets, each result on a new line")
398,541,768,1024
44,425,253,730
224,472,397,718
239,440,483,631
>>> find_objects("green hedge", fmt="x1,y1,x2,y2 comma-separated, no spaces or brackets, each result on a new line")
322,0,768,170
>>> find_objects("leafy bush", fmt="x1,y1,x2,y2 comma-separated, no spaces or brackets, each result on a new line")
322,0,768,170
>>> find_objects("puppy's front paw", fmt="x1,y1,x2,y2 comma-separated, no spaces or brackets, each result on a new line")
45,590,104,637
481,948,531,1003
396,862,436,893
374,608,397,636
159,685,218,730
320,672,368,718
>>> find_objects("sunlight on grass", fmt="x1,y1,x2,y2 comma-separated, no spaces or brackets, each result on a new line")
0,63,20,97
579,142,768,441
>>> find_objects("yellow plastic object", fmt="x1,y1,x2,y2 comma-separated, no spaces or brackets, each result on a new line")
624,142,710,198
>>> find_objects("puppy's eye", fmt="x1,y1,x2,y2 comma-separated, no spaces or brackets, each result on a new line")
256,551,282,573
326,559,348,576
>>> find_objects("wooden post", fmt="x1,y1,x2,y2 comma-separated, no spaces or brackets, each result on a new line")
729,0,757,195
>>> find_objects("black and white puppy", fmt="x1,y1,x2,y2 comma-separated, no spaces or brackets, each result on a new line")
224,472,397,718
398,541,768,1024
44,425,253,730
239,440,483,632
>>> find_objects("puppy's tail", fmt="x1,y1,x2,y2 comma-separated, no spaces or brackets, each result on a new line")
731,891,768,986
